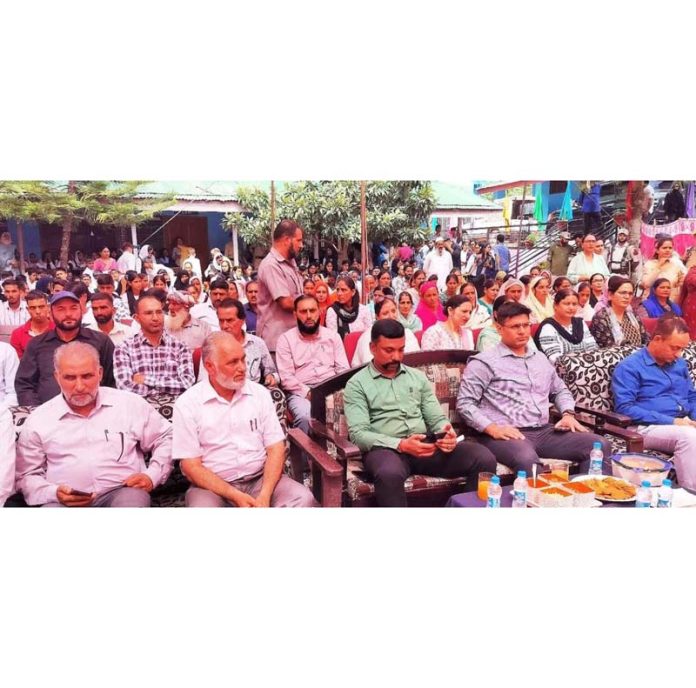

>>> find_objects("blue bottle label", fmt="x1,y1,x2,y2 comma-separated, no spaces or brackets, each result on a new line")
487,496,501,508
513,490,527,506
636,500,651,508
657,498,671,508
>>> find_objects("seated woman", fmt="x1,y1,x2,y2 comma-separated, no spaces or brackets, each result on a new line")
476,295,508,352
303,278,316,297
552,276,572,294
533,289,597,363
352,297,420,366
575,281,595,321
314,280,333,326
405,269,426,308
589,273,605,308
421,294,474,351
460,280,491,330
500,277,524,303
523,274,554,324
440,273,460,305
589,275,649,348
414,281,446,332
326,275,373,340
639,234,687,303
635,277,683,319
397,290,423,332
477,279,500,316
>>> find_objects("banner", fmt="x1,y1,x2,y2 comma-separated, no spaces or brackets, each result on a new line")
640,218,696,258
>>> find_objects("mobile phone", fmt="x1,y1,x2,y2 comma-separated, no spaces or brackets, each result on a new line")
424,431,448,443
70,488,92,497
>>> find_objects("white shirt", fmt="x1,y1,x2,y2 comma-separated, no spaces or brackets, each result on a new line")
0,342,19,408
423,248,454,290
0,301,29,328
172,378,285,482
15,387,174,505
421,322,474,351
116,250,138,274
567,253,610,284
190,301,221,330
352,327,420,367
0,407,15,506
88,320,138,347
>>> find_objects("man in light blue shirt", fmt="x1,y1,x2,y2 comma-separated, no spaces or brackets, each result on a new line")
493,234,510,274
612,314,696,490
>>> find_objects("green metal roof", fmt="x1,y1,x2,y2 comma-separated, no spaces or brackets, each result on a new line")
430,181,502,209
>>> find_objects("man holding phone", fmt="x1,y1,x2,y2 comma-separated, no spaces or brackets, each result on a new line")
343,319,496,507
15,341,173,507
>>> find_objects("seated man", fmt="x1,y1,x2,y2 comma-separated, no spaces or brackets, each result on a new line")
612,314,696,490
343,319,496,507
0,406,15,507
15,341,173,507
456,301,611,474
275,295,350,433
173,332,316,507
94,273,130,321
244,280,259,335
87,292,137,346
10,289,54,359
114,294,195,397
15,291,115,406
198,297,278,386
165,290,212,351
190,278,229,329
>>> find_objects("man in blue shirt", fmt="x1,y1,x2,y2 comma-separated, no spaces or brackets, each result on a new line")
612,314,696,491
493,234,510,274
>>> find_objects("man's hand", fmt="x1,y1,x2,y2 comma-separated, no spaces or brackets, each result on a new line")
56,485,95,507
264,374,277,387
484,424,526,441
555,414,589,433
255,491,272,508
435,423,457,454
674,417,696,427
398,434,437,458
229,489,258,508
133,373,145,385
124,473,154,492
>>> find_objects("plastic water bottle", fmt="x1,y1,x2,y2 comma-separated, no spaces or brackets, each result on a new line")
512,470,528,508
487,476,502,508
588,442,603,476
657,479,673,508
635,480,652,508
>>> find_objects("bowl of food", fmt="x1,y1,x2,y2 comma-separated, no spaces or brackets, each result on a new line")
610,453,672,487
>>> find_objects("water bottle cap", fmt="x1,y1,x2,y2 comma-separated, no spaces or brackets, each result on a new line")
593,441,602,449
517,470,527,478
662,479,672,487
491,476,500,485
641,480,651,488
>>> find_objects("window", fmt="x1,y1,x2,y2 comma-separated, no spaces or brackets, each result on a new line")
549,181,567,194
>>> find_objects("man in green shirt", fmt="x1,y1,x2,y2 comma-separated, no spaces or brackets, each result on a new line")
343,320,496,506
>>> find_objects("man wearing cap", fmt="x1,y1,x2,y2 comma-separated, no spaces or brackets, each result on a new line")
15,341,173,508
423,236,453,291
607,226,640,280
165,290,212,350
547,226,573,277
15,291,115,406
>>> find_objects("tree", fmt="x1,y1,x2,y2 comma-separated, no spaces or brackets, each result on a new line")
0,181,176,267
223,181,436,255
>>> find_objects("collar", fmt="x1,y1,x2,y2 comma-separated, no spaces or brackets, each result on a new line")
200,377,254,404
496,341,536,359
368,362,408,379
270,247,292,264
55,388,114,420
135,330,169,347
640,346,678,369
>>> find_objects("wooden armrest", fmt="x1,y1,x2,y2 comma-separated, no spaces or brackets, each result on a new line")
308,419,362,459
288,429,343,477
574,404,634,428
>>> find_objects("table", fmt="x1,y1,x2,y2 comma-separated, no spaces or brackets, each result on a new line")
445,490,635,508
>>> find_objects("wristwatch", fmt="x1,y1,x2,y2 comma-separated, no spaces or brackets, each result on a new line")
562,411,576,417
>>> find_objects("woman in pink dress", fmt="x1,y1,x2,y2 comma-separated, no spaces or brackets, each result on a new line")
93,246,117,273
680,267,696,339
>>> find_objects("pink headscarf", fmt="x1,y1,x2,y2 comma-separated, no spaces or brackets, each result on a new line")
415,281,445,331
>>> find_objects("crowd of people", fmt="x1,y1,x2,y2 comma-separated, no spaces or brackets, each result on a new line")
2,215,696,508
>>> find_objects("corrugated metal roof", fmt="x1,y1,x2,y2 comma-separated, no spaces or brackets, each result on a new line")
431,181,502,209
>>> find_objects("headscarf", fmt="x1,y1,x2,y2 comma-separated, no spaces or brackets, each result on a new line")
139,245,152,261
414,281,445,331
500,277,524,299
396,291,423,332
642,279,683,318
523,275,554,323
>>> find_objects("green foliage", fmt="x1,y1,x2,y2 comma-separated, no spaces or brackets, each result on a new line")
223,180,435,248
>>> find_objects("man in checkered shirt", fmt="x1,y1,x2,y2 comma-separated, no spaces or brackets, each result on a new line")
114,294,194,397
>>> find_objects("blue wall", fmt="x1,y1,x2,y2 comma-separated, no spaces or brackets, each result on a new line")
5,218,42,258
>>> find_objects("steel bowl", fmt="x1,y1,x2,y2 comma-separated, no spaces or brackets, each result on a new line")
610,453,672,487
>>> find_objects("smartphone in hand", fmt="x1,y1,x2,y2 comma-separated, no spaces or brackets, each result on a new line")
423,431,448,443
69,488,92,497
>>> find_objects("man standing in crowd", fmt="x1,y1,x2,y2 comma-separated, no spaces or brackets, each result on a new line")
664,181,686,224
607,226,640,279
114,294,194,396
275,295,349,433
116,241,138,274
579,181,602,232
566,234,610,284
0,279,28,328
173,332,316,507
493,233,510,275
343,319,497,507
244,280,259,335
15,341,173,507
10,290,54,358
612,315,696,491
190,278,228,329
547,227,573,276
15,291,115,406
256,219,304,354
88,292,137,346
165,291,212,351
456,301,611,475
423,236,453,290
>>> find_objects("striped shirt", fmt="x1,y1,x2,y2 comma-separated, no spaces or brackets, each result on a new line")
536,320,597,363
114,331,195,397
0,301,29,328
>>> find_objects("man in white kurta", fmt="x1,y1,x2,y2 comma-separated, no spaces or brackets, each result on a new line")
423,237,454,290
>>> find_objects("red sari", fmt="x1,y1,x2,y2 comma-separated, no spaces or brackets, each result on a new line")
681,267,696,339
